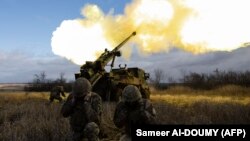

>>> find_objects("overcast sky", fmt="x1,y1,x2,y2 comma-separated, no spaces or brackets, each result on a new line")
0,0,250,83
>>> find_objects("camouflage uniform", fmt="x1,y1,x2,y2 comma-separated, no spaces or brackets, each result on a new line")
113,85,156,141
61,78,102,141
49,86,65,103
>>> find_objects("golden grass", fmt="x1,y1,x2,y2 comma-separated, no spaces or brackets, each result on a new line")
151,85,250,105
0,93,70,141
152,85,250,96
0,85,250,140
151,94,250,106
151,85,250,124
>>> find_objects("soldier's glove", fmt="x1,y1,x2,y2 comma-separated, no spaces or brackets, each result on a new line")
83,93,92,114
84,93,91,102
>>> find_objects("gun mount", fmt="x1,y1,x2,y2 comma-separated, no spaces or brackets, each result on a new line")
75,31,150,101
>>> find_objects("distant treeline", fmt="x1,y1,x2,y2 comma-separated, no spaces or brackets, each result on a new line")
181,69,250,89
24,81,72,92
25,69,250,92
24,72,72,92
150,69,250,90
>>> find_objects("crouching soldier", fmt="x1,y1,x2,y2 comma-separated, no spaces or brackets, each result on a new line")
49,86,65,103
113,85,156,141
61,78,102,141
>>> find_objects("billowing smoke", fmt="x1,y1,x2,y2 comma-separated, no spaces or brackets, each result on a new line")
51,0,250,65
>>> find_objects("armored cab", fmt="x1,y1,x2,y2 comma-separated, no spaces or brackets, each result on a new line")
109,66,150,101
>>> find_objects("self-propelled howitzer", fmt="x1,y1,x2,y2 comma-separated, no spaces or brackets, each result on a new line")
75,31,136,86
75,31,150,101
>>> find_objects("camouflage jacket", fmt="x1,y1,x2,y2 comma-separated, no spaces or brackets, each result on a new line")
51,86,65,97
113,99,156,136
61,92,102,132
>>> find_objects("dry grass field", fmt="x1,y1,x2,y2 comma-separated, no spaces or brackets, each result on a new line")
0,85,250,141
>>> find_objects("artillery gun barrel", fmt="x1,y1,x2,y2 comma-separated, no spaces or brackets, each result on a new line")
112,31,136,53
97,31,136,66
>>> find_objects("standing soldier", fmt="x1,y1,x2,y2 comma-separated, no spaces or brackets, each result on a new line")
49,85,65,103
113,85,156,141
61,77,102,141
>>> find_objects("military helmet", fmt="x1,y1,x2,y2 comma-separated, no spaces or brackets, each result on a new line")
72,77,91,97
122,85,142,102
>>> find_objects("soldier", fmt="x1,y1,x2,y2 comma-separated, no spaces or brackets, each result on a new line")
113,85,156,141
61,78,102,141
49,85,65,103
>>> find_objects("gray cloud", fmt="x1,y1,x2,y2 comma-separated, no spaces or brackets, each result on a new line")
0,51,79,83
1,46,250,83
115,46,250,82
